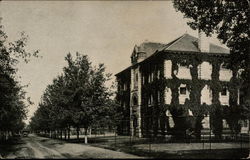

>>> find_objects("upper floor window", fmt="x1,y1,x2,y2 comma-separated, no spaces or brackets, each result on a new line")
133,96,138,106
157,91,161,102
134,72,138,88
221,86,228,96
179,59,189,67
142,75,145,85
219,62,232,81
198,61,212,80
180,87,187,95
157,70,160,79
237,69,244,78
148,94,153,106
221,62,229,69
123,83,127,91
135,73,138,82
164,60,172,79
148,73,152,83
176,62,192,80
242,120,248,127
123,102,126,109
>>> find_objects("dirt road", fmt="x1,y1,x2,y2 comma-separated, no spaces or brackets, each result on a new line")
5,134,144,159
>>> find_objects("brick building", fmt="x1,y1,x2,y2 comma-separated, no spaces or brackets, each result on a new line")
115,33,245,138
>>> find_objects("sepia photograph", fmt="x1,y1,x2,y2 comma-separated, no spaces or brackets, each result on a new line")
0,0,249,159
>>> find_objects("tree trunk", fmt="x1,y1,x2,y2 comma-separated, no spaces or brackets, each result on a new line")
64,129,67,140
76,127,80,141
89,127,92,136
60,130,63,139
84,128,88,144
67,127,70,140
6,131,9,141
49,130,52,138
245,46,250,114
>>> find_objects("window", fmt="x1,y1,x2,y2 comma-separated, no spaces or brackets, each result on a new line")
133,96,138,106
243,120,248,127
148,97,151,105
157,70,160,79
135,73,138,82
158,91,161,102
123,83,127,91
221,86,227,96
180,87,187,95
198,61,212,80
221,62,228,69
134,72,138,88
209,88,212,98
119,84,122,91
148,94,153,106
179,60,188,67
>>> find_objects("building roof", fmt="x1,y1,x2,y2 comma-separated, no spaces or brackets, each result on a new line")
116,33,230,76
115,66,131,76
132,42,165,58
162,33,230,54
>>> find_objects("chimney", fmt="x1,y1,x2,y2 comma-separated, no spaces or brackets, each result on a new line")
198,30,210,52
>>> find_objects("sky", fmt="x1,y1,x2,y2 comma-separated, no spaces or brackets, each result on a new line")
0,1,227,123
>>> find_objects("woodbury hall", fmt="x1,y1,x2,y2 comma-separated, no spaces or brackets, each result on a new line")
115,33,248,139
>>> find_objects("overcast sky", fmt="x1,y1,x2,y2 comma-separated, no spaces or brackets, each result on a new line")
0,1,226,123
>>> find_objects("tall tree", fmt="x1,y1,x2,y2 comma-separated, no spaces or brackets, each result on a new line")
0,19,39,141
30,52,117,143
63,53,113,143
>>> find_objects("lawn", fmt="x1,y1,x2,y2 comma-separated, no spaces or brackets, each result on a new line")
66,135,249,159
37,133,249,159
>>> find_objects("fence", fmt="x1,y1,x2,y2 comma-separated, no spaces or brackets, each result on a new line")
36,117,249,158
53,125,248,158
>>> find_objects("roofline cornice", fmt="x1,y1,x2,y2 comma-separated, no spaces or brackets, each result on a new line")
162,50,230,57
116,50,230,77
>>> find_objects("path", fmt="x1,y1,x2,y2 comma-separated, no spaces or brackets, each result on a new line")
5,134,144,159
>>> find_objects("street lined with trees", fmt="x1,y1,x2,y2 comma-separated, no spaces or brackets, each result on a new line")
0,1,249,158
30,52,120,143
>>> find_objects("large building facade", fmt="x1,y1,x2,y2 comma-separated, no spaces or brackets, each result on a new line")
116,33,245,138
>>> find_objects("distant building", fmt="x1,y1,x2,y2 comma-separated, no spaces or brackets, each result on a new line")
116,33,247,137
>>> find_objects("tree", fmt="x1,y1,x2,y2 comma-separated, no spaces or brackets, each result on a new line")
0,18,39,141
173,0,250,137
30,74,74,139
63,53,113,143
30,52,118,144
